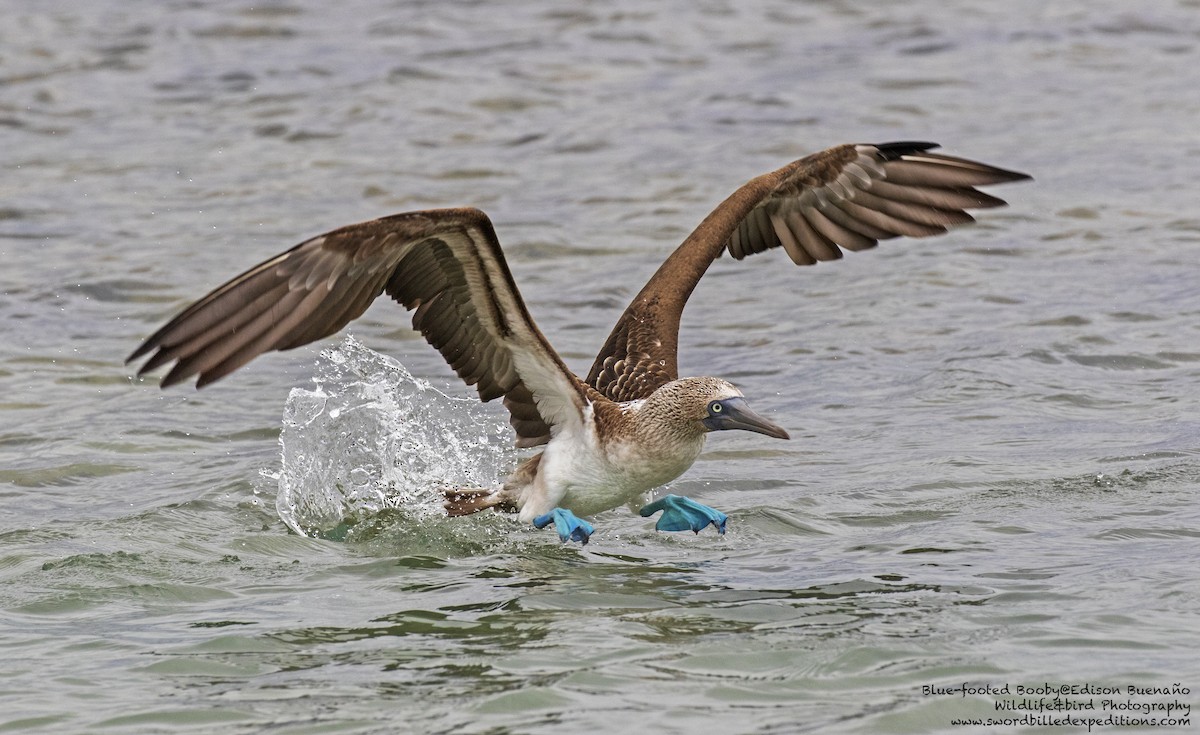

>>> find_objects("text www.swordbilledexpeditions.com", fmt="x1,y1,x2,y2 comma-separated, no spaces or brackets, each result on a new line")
922,682,1191,731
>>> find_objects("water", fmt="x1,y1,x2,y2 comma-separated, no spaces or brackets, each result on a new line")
272,336,512,540
3,0,1200,732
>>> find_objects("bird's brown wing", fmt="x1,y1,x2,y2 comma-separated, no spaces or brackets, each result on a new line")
584,141,1030,401
128,207,587,448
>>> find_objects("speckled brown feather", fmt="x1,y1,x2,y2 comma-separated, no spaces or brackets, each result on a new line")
584,142,1029,402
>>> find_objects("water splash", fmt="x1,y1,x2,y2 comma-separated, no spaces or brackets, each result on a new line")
269,335,513,539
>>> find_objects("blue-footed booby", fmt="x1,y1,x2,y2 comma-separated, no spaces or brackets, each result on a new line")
128,141,1029,544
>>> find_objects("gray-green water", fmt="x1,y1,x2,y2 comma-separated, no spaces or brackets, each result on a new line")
3,1,1199,732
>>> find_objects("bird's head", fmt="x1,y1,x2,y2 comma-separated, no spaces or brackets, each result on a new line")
658,377,790,440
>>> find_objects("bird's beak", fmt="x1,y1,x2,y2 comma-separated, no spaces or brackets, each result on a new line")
703,397,790,440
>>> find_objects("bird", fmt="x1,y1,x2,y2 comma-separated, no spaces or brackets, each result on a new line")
128,141,1029,544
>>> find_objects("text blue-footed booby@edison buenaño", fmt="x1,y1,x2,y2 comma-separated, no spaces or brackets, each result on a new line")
128,141,1029,544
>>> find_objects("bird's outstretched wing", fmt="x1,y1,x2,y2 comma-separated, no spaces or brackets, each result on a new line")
584,141,1030,401
128,207,586,448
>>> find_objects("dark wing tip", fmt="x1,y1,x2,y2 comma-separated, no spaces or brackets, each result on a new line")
990,167,1033,184
158,372,190,390
127,340,173,387
193,371,220,390
127,323,175,365
876,142,1033,183
873,141,941,159
945,159,1033,185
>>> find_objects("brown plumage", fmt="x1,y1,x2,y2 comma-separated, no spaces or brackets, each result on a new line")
128,141,1029,538
584,142,1029,402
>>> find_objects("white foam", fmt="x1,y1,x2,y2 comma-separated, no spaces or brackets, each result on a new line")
269,335,512,538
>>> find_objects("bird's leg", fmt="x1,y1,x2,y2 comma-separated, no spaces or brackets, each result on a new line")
639,494,727,535
532,508,595,545
443,487,508,516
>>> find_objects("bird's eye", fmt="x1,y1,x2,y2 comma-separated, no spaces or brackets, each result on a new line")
711,401,723,413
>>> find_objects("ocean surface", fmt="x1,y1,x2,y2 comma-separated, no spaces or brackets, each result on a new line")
2,1,1199,732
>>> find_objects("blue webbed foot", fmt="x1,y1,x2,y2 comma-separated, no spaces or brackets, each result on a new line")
639,494,728,535
532,508,595,544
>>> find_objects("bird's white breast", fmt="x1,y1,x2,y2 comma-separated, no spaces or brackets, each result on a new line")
518,404,706,519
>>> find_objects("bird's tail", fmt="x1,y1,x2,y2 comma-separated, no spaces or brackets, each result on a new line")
442,487,513,517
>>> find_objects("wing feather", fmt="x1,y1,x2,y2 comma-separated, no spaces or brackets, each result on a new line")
784,209,831,262
128,208,587,447
584,141,1029,401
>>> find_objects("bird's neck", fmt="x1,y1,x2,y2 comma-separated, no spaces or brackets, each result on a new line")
625,392,707,448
